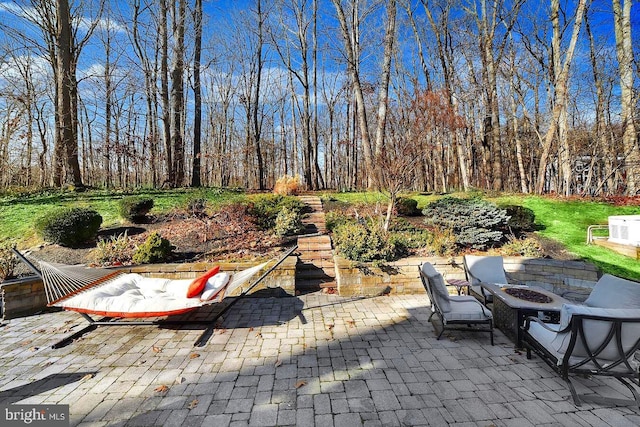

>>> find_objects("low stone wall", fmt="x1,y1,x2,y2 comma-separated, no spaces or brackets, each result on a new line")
335,255,601,298
0,276,48,320
0,256,297,321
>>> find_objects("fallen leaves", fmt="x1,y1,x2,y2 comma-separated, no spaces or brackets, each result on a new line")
188,399,199,409
189,353,201,359
155,385,169,393
152,346,162,353
295,380,307,389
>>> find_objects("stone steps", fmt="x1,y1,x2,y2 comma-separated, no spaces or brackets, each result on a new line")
295,195,335,293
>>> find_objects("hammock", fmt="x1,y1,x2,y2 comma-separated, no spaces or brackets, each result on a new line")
13,246,297,347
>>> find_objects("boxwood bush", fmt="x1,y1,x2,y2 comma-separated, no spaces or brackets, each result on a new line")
248,194,305,230
332,221,396,263
396,197,421,216
132,232,174,264
422,197,509,250
118,196,154,223
34,207,103,247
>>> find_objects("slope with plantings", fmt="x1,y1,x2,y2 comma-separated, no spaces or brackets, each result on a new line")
326,192,640,281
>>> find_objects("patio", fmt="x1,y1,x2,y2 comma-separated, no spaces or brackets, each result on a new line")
1,293,639,426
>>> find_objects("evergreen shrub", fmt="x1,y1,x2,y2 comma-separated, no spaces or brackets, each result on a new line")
396,197,421,216
119,196,154,222
132,232,174,264
503,205,536,233
35,207,102,247
248,194,305,230
274,207,305,236
422,197,509,250
333,221,396,263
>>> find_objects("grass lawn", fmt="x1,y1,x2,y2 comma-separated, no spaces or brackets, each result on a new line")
329,191,640,281
0,188,246,246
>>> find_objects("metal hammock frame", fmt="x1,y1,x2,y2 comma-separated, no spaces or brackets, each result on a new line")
13,245,297,348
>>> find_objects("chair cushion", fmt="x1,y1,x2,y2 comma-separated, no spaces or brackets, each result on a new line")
543,304,640,361
443,297,493,322
584,274,640,308
420,263,451,312
463,255,508,286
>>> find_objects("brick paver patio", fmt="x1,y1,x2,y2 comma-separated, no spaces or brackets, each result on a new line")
1,293,639,426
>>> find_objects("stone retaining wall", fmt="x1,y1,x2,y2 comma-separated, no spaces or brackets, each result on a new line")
335,255,601,298
0,276,48,320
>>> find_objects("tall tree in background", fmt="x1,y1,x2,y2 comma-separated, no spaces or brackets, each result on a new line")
191,0,203,187
331,0,375,188
170,0,186,187
613,0,639,194
535,0,587,194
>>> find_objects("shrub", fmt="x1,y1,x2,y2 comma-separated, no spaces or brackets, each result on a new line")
118,196,154,222
94,233,132,266
273,174,302,195
503,205,536,233
34,207,103,247
325,210,350,232
0,240,18,281
332,221,396,262
396,197,421,216
427,228,457,256
248,194,305,230
422,197,509,250
500,236,542,257
274,206,305,236
132,232,174,264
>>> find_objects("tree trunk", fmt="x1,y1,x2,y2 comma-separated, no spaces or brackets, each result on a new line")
535,0,587,194
191,0,203,187
56,0,82,188
613,0,639,194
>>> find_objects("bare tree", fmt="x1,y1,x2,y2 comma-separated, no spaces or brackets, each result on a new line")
612,0,639,194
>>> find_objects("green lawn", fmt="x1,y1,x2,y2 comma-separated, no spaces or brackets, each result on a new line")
0,188,246,245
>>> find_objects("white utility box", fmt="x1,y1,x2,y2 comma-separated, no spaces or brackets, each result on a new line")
608,215,640,246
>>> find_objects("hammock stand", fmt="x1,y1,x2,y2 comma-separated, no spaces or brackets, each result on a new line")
13,245,297,348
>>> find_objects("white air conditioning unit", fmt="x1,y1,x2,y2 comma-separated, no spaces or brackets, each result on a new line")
608,215,640,246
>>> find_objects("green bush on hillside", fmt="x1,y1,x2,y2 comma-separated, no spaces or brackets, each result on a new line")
396,197,421,216
274,206,305,236
34,207,102,247
132,232,174,264
422,197,509,250
118,196,154,222
333,221,396,263
248,194,305,230
502,204,536,233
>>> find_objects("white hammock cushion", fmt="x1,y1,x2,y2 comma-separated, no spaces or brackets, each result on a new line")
57,273,220,318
